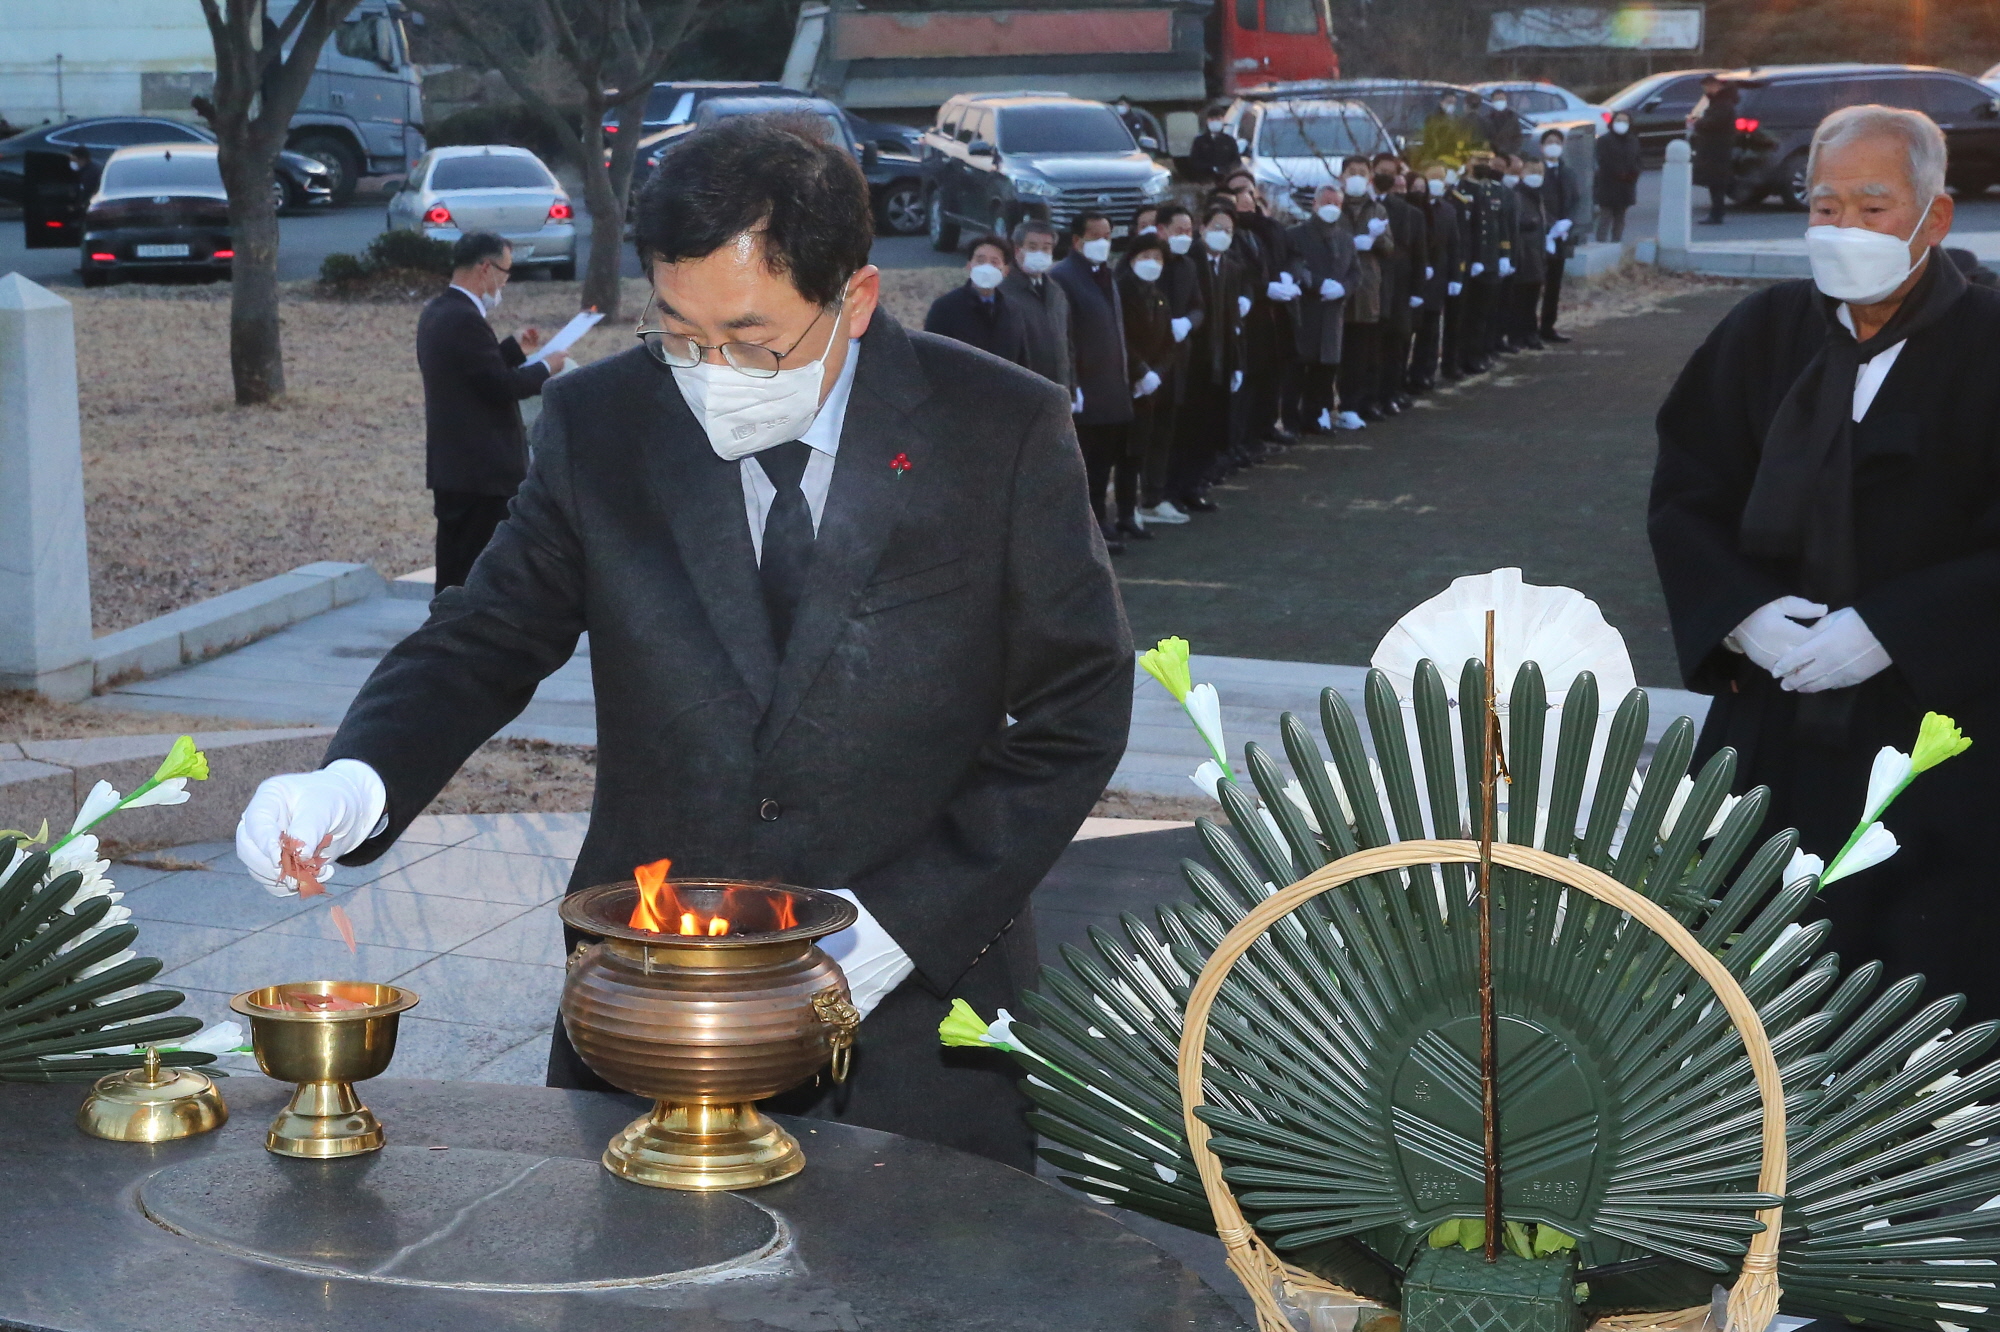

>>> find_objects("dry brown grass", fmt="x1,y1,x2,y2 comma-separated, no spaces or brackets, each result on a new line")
426,737,598,815
0,689,275,745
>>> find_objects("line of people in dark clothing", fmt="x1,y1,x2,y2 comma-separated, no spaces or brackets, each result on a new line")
924,132,1587,552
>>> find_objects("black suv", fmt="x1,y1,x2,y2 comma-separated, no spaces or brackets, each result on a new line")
1717,64,2000,206
1602,68,1717,159
923,93,1173,251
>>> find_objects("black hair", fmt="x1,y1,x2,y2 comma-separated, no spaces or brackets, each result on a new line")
633,113,872,308
1070,209,1109,237
1126,233,1168,261
1341,155,1372,172
1013,216,1059,246
1541,127,1566,143
452,232,511,269
1201,200,1236,226
1371,150,1399,166
1206,103,1230,118
1223,167,1256,189
967,232,1014,265
1155,203,1191,229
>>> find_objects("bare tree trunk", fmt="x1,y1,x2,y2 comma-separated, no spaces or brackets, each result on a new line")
578,95,647,315
218,141,287,401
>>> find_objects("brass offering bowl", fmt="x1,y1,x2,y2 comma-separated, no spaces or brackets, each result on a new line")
76,1046,228,1143
228,981,419,1159
558,879,859,1192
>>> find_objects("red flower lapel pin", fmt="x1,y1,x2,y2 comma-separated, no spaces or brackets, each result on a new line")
890,452,912,476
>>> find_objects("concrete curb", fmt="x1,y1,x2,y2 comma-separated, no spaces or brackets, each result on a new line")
0,727,334,852
91,562,386,691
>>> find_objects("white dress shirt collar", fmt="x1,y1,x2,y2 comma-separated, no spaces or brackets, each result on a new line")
1835,303,1908,423
448,283,487,314
798,336,861,458
740,337,861,561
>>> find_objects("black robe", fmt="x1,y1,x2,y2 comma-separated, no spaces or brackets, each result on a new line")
1650,276,2000,1021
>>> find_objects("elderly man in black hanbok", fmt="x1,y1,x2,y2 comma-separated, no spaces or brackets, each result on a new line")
1650,104,2000,1022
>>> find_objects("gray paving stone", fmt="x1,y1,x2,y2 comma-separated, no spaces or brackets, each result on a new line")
264,885,532,953
389,953,567,1029
380,1014,539,1082
455,813,588,860
400,813,505,846
466,1030,553,1086
127,919,255,972
156,927,435,992
450,903,563,966
121,869,320,929
369,845,573,906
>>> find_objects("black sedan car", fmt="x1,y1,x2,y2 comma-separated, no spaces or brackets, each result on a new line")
79,144,235,286
1601,68,1717,160
0,115,331,211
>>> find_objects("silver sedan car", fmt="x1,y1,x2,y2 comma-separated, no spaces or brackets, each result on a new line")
387,145,577,277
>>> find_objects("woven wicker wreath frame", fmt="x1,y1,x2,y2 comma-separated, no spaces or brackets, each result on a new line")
1177,838,1787,1332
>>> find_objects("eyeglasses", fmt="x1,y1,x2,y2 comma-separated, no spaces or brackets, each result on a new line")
636,295,844,378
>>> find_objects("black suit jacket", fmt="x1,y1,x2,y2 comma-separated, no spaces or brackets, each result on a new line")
327,314,1133,992
417,288,550,496
923,283,1031,369
1051,253,1134,426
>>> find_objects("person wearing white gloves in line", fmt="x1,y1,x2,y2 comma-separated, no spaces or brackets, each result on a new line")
237,116,1133,1169
1534,127,1584,343
1650,102,2000,1024
1335,157,1396,422
1281,183,1359,436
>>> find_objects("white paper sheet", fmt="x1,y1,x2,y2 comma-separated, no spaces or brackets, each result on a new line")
526,309,604,366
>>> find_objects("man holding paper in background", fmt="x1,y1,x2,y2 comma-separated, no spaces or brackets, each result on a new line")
417,232,570,592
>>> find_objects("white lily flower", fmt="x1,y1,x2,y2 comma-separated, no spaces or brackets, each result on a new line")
1823,822,1899,885
1751,922,1803,972
1785,848,1825,886
121,776,190,810
180,1020,247,1056
1865,745,1914,824
1658,776,1742,842
982,1008,1017,1050
68,781,123,837
77,949,136,980
1184,683,1228,769
1190,760,1226,801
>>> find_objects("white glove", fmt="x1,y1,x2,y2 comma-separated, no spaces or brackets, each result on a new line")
1230,369,1243,392
1447,281,1463,296
1409,294,1424,308
1353,232,1375,252
1265,280,1295,302
1545,235,1557,254
1771,606,1892,693
1367,216,1389,237
1319,278,1345,300
1237,294,1251,317
1499,257,1516,277
1725,596,1831,674
1425,265,1435,280
236,760,388,897
1469,261,1485,277
821,890,915,1020
1072,387,1084,414
1133,368,1161,398
1170,315,1191,343
1551,218,1572,239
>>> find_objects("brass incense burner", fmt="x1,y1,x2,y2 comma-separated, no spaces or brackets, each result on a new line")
558,878,859,1192
229,981,419,1159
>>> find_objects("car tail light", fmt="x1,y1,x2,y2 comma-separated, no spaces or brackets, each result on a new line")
605,124,618,134
1602,110,1612,124
214,249,234,259
423,203,453,225
89,252,115,262
548,200,573,221
44,219,64,228
1735,117,1760,133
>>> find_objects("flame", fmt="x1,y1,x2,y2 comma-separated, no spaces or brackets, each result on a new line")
773,893,797,931
708,916,730,936
630,858,673,932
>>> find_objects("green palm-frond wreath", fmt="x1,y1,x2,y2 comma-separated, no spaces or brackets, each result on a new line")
1011,661,2000,1328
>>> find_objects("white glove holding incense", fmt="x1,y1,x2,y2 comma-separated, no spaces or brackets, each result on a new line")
1170,316,1191,342
1319,278,1345,300
1133,369,1161,398
1772,606,1892,693
1724,596,1830,675
821,890,915,1020
236,760,387,897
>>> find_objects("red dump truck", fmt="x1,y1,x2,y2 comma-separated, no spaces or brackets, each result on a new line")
782,0,1339,115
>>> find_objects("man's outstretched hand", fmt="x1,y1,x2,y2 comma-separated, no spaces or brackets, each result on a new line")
236,760,388,898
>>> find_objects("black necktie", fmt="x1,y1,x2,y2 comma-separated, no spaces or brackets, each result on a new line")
756,440,815,653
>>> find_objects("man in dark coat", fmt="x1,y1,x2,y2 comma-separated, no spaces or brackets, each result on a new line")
1171,203,1247,511
1412,166,1463,391
924,233,1030,368
235,115,1133,1170
1223,169,1299,452
1004,218,1075,395
1051,210,1136,552
1482,90,1525,158
1650,105,2000,1023
1595,112,1643,241
1457,155,1514,374
1690,74,1740,225
1534,128,1583,343
1118,232,1176,540
1283,184,1357,432
1507,154,1551,351
1188,103,1241,186
1338,155,1397,420
415,232,565,591
1375,154,1428,409
1138,204,1205,523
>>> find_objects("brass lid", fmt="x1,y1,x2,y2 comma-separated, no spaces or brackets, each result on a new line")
77,1047,228,1142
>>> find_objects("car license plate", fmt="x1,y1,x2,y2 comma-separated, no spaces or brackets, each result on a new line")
135,244,190,258
1111,225,1129,238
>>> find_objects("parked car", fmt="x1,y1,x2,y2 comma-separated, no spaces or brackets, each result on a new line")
1983,61,2000,91
1469,80,1606,135
1717,63,2000,205
1220,95,1396,220
601,80,788,137
1241,78,1476,157
386,145,576,278
848,112,925,157
0,115,332,211
78,144,233,286
631,94,932,236
1601,68,1718,159
922,92,1173,250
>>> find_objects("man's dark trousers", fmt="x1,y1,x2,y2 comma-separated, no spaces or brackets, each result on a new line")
1539,251,1568,335
432,491,512,591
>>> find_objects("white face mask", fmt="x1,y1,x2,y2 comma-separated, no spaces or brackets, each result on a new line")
1019,248,1053,274
671,300,846,462
1542,141,1563,160
1492,98,1509,111
1080,236,1113,264
1167,232,1193,255
1612,119,1631,135
1203,228,1233,253
1427,178,1447,197
1502,174,1520,189
480,285,503,314
1206,119,1224,133
1805,199,1934,305
968,262,1004,290
1131,256,1164,282
1342,174,1369,197
1315,203,1340,223
1523,173,1543,189
1138,224,1157,235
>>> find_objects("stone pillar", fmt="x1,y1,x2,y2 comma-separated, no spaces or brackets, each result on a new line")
1657,139,1693,268
0,274,94,701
